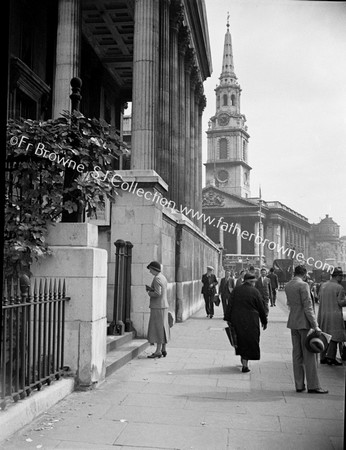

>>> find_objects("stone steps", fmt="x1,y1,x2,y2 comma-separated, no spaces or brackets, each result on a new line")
105,333,149,377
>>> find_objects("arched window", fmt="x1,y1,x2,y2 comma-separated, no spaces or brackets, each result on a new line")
220,138,228,159
223,94,228,106
231,94,236,106
242,140,247,160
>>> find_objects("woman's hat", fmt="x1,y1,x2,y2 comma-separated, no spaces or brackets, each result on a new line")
147,261,161,272
305,330,329,353
207,265,214,271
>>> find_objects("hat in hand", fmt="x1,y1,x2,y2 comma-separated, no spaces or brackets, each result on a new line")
305,330,329,353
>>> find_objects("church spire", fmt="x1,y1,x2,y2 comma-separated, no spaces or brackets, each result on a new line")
220,13,236,83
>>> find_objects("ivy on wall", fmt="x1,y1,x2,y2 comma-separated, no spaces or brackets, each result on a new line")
5,111,125,277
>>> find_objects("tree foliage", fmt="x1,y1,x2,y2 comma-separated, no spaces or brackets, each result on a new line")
5,111,125,277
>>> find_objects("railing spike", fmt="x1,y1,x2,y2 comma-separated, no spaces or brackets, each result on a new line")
62,279,66,298
3,278,8,305
58,279,62,297
16,278,21,304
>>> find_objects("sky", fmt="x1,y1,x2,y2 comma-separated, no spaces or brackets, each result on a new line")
202,0,346,235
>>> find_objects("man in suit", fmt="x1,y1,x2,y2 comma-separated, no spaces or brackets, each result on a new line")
255,268,272,316
219,269,235,315
201,266,218,318
267,268,279,307
285,265,328,394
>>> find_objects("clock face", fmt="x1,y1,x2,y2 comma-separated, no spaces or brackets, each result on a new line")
218,114,230,126
217,170,229,183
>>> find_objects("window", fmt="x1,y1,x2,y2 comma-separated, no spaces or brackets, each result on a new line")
242,140,247,160
223,94,228,106
219,138,228,159
231,94,236,106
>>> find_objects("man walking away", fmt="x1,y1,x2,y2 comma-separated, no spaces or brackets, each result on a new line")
219,269,235,315
285,265,328,394
267,268,279,306
201,266,218,318
255,268,272,316
317,267,346,365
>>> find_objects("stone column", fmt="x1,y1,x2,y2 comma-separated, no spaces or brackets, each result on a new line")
254,221,260,256
183,49,193,209
156,0,171,186
197,92,206,229
236,222,242,255
52,0,81,118
131,0,160,170
177,26,189,210
190,67,198,222
281,225,286,258
219,223,224,248
169,3,181,206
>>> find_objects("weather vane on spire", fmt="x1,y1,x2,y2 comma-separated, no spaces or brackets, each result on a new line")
227,11,230,28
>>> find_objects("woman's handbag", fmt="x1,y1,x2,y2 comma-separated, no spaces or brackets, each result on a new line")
213,294,220,306
225,323,237,349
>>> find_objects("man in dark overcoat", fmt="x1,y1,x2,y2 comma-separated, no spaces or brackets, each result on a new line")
201,266,218,318
224,273,268,372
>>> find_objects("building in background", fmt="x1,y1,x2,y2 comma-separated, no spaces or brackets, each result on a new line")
309,215,346,271
202,18,310,272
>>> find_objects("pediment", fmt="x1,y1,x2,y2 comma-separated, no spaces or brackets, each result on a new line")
202,186,258,209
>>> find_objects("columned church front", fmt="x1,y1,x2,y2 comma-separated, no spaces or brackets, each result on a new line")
202,19,310,272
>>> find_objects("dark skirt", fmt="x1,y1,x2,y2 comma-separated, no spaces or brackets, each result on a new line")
148,308,170,344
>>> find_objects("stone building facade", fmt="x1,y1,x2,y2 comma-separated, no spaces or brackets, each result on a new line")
8,0,219,347
202,20,310,272
308,215,346,271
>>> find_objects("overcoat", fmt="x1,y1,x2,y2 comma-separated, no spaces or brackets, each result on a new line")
147,272,170,344
224,283,267,360
317,279,346,342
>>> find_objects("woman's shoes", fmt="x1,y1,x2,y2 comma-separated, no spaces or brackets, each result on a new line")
147,352,162,359
241,367,250,373
161,350,167,357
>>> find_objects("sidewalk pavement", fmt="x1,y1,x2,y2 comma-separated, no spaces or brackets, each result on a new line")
1,291,345,450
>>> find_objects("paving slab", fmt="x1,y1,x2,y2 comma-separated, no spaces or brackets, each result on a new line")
1,291,345,450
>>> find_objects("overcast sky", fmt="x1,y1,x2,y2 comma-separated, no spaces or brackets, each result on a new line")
202,0,346,235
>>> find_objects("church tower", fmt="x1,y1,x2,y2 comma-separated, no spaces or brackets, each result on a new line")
205,16,251,198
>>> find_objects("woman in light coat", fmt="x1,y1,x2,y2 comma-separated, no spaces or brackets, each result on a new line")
146,261,170,358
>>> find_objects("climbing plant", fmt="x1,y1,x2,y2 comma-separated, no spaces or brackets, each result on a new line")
5,111,126,277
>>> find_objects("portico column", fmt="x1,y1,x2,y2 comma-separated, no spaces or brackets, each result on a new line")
52,0,81,118
281,225,286,258
157,0,171,186
131,0,160,170
189,68,197,219
197,93,206,229
183,49,193,209
169,3,180,206
236,222,242,255
177,27,189,209
254,221,260,256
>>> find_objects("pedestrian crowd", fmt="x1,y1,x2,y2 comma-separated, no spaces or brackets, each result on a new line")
144,260,345,394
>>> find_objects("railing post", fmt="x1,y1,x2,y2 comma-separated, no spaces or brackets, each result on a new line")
124,241,133,332
110,240,126,335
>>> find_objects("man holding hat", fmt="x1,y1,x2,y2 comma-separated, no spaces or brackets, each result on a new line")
317,267,346,365
285,265,328,394
201,266,218,318
146,261,170,358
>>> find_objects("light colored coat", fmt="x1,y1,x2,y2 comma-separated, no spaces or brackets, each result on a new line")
317,279,346,342
148,272,169,309
285,277,318,330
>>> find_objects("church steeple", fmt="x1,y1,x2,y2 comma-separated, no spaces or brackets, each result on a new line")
205,15,252,199
220,13,236,83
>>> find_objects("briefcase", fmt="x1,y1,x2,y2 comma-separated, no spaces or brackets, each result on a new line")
225,324,237,349
213,294,220,306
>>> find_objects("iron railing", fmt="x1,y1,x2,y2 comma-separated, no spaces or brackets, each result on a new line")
108,240,133,335
1,277,70,410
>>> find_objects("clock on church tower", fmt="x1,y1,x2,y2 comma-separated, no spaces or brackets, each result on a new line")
205,19,251,199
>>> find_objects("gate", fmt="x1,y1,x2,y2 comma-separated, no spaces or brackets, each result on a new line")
1,276,70,410
108,240,133,335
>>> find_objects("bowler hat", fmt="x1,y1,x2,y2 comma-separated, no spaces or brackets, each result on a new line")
305,330,329,353
147,261,161,272
243,273,256,281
